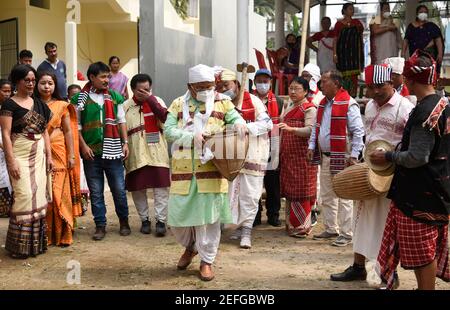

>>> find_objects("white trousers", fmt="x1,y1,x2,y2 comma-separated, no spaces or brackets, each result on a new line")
229,173,264,228
320,156,353,239
171,221,221,265
131,187,169,223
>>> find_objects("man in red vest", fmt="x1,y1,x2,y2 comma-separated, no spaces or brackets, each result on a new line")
252,69,284,227
217,68,273,249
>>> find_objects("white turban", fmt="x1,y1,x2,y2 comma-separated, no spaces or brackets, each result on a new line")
189,64,222,84
383,57,405,75
303,63,321,82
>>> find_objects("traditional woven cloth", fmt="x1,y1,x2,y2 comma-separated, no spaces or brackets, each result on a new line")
312,88,350,174
77,82,123,159
239,92,256,122
132,95,160,144
403,50,437,85
365,64,392,85
377,203,450,290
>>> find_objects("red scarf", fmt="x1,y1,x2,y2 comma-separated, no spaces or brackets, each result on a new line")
240,92,256,122
132,96,160,144
265,91,279,124
398,84,410,97
79,82,122,159
312,88,350,174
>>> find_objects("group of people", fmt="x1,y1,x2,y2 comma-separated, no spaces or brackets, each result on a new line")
304,2,444,99
0,5,449,287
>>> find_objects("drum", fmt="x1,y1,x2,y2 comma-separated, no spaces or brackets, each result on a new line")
207,130,249,181
332,163,393,201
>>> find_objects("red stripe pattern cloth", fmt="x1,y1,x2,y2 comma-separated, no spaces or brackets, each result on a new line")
377,203,450,290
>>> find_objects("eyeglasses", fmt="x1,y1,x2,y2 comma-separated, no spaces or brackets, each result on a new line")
23,79,36,85
289,87,304,92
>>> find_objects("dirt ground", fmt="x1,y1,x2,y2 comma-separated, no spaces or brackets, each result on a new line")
0,192,449,290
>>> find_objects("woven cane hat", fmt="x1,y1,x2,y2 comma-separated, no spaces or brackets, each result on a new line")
364,140,395,176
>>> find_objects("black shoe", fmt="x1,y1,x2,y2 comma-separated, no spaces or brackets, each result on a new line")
253,216,262,227
155,221,167,237
267,216,281,227
119,218,131,236
140,220,151,235
330,265,367,282
93,226,106,241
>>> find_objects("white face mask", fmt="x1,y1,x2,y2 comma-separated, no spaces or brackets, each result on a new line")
256,83,271,95
417,12,428,21
223,89,236,100
196,89,215,103
382,12,391,19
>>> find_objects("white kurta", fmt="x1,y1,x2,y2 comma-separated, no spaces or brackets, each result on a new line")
353,92,414,259
229,94,272,229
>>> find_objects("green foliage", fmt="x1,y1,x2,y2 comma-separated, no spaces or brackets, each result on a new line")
170,0,189,20
254,0,275,18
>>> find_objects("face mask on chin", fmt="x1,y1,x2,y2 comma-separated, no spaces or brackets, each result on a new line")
383,12,391,19
417,13,428,21
256,83,271,95
223,89,236,100
196,89,215,103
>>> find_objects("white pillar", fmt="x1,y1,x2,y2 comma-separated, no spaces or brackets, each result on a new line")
65,21,77,85
299,0,310,74
275,0,285,49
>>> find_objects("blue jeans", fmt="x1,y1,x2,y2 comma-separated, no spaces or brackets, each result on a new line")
84,156,129,227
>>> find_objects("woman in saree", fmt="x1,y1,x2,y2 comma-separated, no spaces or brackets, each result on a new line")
35,71,82,247
403,5,444,77
333,3,365,97
0,79,13,218
0,65,53,259
279,77,318,238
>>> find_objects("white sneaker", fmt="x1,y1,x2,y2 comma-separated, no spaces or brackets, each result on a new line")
331,236,352,247
229,227,242,240
240,227,252,249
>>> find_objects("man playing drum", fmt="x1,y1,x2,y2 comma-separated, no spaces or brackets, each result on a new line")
164,64,247,281
217,68,273,249
330,64,414,285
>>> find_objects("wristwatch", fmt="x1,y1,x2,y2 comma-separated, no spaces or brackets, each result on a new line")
122,140,129,146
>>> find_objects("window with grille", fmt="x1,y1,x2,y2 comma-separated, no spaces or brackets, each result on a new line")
0,19,18,80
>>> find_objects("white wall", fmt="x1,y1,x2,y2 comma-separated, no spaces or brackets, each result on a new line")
140,0,266,104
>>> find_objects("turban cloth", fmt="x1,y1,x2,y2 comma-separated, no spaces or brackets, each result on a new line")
383,57,405,75
403,50,437,85
220,68,237,82
189,64,222,84
364,64,392,85
303,63,321,82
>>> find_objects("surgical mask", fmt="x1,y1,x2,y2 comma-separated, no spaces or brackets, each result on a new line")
196,89,215,103
309,80,318,92
223,89,236,100
256,83,271,95
383,12,391,19
417,13,428,21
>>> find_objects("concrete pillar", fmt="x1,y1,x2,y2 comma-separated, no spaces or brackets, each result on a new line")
275,0,285,49
237,0,250,64
65,22,77,85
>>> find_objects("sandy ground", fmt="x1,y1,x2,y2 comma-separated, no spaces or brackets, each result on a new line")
0,192,449,290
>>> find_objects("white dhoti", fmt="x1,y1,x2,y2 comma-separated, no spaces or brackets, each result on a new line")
171,221,221,264
131,187,170,223
353,195,391,260
228,173,264,228
320,156,354,239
